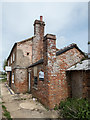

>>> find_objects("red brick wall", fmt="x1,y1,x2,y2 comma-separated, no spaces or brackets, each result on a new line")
55,48,84,102
30,34,84,109
7,39,32,93
43,34,57,109
30,64,50,108
11,68,28,93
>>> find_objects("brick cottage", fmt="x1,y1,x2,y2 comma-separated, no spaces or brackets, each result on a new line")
6,16,85,109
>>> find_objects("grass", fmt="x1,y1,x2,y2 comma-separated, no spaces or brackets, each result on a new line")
0,73,7,82
0,74,6,78
1,78,7,82
2,104,12,120
58,98,90,119
2,105,7,111
2,78,7,82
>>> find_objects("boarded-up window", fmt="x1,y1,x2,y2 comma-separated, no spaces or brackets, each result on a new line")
34,66,37,76
34,66,38,85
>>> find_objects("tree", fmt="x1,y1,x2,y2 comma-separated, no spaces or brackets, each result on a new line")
3,59,7,71
88,41,90,44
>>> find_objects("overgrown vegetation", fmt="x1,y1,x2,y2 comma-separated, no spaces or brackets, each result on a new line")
1,78,7,82
58,98,90,119
88,41,90,44
0,71,7,82
2,105,12,120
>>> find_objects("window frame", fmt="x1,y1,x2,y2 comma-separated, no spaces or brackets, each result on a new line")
11,56,12,64
12,73,14,83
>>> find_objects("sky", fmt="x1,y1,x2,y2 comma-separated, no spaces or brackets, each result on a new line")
0,1,89,71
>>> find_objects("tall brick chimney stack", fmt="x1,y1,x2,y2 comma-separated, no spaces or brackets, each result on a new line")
43,34,57,109
32,16,45,63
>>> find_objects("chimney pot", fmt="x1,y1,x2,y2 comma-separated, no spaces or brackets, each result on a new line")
40,16,43,21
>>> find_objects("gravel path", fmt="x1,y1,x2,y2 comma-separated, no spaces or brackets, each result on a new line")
1,82,59,119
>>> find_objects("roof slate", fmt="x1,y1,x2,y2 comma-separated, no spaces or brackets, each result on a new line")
28,59,44,68
56,43,85,56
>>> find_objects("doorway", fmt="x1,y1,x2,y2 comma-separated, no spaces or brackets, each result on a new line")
9,71,12,87
28,72,31,92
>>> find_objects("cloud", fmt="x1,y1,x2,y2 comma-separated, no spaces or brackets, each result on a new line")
1,2,88,71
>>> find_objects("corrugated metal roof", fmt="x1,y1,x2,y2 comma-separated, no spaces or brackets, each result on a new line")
67,59,90,71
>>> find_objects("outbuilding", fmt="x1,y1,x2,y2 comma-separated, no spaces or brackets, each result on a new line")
66,59,90,100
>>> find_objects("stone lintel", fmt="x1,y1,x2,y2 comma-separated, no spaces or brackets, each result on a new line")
44,34,56,41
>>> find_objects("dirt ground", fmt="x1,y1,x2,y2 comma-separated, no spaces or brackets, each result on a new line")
1,82,59,119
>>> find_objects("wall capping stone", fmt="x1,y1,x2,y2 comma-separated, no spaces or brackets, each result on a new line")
44,34,56,41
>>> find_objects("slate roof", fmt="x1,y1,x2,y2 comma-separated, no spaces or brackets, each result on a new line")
56,43,85,56
28,43,85,68
28,59,44,68
67,59,90,71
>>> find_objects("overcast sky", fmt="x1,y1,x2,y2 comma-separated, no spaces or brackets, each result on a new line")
0,1,88,71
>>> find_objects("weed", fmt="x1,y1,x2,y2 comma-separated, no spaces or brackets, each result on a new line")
2,105,7,111
59,98,90,119
54,104,59,110
20,98,26,100
2,104,12,120
2,78,7,82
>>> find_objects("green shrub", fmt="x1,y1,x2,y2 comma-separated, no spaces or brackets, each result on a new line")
1,78,7,82
3,110,11,119
2,105,12,120
2,105,7,111
54,104,59,110
59,98,90,119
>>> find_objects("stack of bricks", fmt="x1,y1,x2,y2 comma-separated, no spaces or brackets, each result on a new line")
43,34,57,109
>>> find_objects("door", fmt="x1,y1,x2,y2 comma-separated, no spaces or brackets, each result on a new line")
9,71,12,87
28,72,31,92
71,71,83,98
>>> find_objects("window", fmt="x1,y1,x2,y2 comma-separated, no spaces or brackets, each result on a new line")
39,71,44,81
34,76,38,85
7,74,9,81
34,66,38,86
27,52,29,55
12,73,14,83
11,56,12,64
13,53,15,61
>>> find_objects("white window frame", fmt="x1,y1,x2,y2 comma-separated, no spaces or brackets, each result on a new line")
12,73,14,83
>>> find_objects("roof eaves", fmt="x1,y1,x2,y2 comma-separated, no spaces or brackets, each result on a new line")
17,36,35,44
28,59,44,68
7,43,17,61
